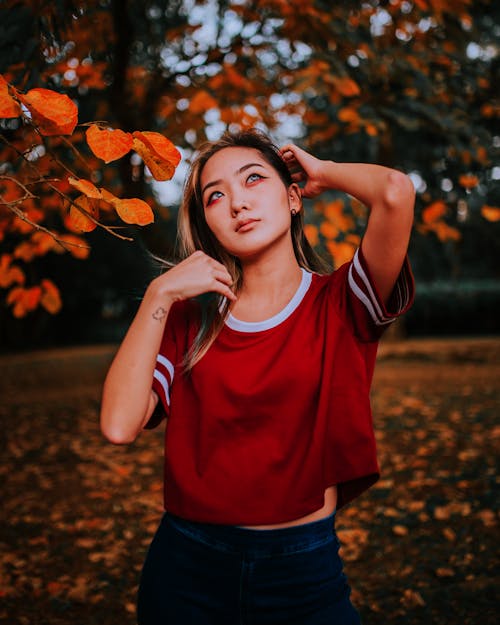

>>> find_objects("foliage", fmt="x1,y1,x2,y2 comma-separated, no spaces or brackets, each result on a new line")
0,0,498,324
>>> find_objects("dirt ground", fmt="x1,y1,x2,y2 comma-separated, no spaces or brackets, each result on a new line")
0,337,498,625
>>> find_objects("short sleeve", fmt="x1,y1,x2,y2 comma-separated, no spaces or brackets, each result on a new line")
337,246,415,342
144,301,188,429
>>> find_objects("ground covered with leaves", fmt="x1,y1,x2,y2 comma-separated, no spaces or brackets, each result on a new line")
1,338,498,625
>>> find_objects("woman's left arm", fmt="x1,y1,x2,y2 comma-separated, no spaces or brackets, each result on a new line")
281,144,415,305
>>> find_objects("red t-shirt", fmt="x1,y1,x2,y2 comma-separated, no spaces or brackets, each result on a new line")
149,247,415,525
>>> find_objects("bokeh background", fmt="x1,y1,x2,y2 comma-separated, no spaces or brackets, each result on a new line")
0,1,498,624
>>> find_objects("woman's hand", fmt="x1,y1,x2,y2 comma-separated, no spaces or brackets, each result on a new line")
149,250,237,304
280,144,331,198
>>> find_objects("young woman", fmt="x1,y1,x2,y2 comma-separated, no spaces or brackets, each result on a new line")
100,129,415,625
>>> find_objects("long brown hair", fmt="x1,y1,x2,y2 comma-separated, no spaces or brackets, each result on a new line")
176,128,330,370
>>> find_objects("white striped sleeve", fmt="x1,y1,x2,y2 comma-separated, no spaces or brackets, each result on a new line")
152,353,175,408
347,247,414,335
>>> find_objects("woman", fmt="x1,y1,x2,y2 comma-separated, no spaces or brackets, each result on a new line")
100,129,415,624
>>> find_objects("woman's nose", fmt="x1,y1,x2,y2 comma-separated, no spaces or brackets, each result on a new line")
231,197,248,216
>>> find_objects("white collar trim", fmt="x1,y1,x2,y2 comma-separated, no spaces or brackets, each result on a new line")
225,268,312,333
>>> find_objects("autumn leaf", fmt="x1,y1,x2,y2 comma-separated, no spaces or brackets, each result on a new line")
334,77,361,97
67,195,99,232
7,285,42,318
111,197,154,225
189,90,217,114
0,254,25,288
86,125,133,163
458,173,479,189
31,231,58,255
40,279,62,314
422,200,447,224
132,131,181,181
58,234,91,259
303,223,319,246
326,240,356,267
481,205,500,222
429,221,461,242
0,74,21,118
68,176,102,199
20,88,78,135
337,107,360,123
320,221,339,239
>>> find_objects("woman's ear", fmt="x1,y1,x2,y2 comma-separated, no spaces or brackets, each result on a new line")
288,183,302,214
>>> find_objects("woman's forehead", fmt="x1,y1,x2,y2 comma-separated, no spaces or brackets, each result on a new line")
201,146,269,182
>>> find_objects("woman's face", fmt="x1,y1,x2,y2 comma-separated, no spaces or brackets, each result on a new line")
199,146,300,260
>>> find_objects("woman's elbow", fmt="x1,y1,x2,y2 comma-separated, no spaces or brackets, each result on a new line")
100,413,140,445
383,171,415,214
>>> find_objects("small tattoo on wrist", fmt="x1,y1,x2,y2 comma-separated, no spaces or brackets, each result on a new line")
152,307,167,321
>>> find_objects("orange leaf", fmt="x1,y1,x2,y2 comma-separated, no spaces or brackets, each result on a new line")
326,240,356,268
303,224,319,247
458,173,479,189
68,177,102,199
58,234,91,259
430,221,461,242
67,195,99,232
40,279,62,314
31,231,57,255
21,88,78,135
111,197,154,225
0,255,25,288
86,125,133,163
422,201,447,224
189,90,218,114
132,131,181,181
334,77,361,98
337,107,360,123
481,205,500,222
7,286,42,317
0,75,21,118
320,221,339,240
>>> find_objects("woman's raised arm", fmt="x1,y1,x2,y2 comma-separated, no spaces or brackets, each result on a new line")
281,144,415,305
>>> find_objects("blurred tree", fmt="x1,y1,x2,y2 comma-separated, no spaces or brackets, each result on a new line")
0,0,498,345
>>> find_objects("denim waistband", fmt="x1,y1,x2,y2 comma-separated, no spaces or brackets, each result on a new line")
164,511,337,558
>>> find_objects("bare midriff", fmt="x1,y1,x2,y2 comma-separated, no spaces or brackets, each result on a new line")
238,485,338,530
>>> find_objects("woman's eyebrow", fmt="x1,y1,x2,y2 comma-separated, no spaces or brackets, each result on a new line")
202,163,266,196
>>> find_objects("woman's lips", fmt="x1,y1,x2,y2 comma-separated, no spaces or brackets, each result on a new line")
236,219,259,232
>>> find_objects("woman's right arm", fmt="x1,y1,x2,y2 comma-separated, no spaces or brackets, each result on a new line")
100,251,236,444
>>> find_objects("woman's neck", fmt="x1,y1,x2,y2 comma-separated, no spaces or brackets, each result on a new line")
230,248,303,321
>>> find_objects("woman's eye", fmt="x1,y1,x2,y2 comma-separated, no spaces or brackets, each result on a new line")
207,191,223,205
247,172,263,183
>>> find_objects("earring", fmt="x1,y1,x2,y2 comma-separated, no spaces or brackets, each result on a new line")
291,209,297,217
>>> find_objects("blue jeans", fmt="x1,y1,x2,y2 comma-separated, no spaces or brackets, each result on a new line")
137,511,361,625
